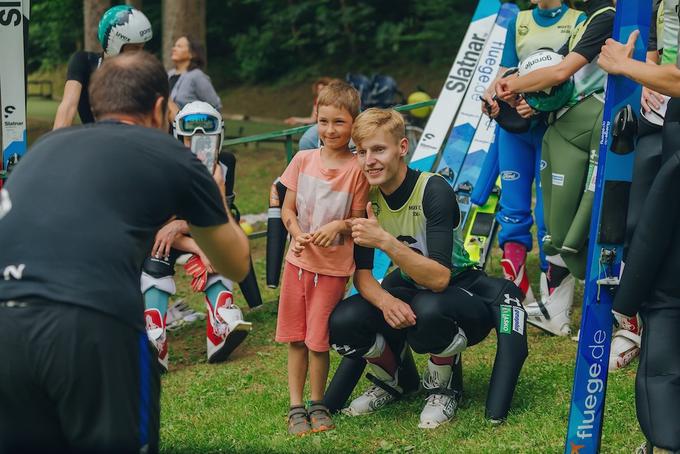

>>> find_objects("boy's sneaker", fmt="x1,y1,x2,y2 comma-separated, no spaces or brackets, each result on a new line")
206,291,252,363
343,363,403,416
287,405,311,437
609,315,641,371
144,308,168,372
500,242,535,304
418,355,463,429
525,264,574,336
308,401,335,433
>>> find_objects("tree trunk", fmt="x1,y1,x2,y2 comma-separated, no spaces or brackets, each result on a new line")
83,0,111,53
162,0,206,69
125,0,143,9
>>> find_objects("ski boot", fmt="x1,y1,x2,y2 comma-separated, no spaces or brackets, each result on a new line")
609,314,641,371
144,308,169,372
525,263,574,336
206,290,252,363
500,242,535,304
418,354,463,429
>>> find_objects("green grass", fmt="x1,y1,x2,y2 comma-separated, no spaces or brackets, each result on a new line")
24,105,641,453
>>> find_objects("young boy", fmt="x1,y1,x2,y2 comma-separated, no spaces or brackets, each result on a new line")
276,81,370,435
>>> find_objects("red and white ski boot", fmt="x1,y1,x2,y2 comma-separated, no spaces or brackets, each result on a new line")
525,262,574,336
500,242,535,304
145,308,169,372
609,314,641,371
206,290,252,363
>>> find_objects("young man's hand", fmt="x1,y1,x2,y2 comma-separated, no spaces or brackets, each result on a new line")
311,220,343,247
598,30,639,75
292,233,312,256
378,294,416,329
351,203,389,249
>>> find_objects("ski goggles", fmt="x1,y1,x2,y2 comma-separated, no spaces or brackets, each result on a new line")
176,113,221,136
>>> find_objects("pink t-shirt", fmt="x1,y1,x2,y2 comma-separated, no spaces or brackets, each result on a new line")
280,148,369,277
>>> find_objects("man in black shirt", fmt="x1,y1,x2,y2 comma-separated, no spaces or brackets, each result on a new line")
327,109,528,428
0,51,250,453
52,5,153,129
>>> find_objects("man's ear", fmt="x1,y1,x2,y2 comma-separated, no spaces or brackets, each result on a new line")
399,137,409,158
151,97,168,130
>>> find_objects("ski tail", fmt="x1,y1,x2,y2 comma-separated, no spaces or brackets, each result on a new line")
563,2,651,452
409,0,502,172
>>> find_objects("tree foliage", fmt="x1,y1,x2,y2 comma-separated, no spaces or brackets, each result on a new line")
27,0,587,82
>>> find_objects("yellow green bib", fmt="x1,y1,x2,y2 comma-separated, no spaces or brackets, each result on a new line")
565,6,615,107
515,8,583,62
369,172,475,284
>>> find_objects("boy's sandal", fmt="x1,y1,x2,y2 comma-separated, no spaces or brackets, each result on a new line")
308,401,335,433
288,406,311,436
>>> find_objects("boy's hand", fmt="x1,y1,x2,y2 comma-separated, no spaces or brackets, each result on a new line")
311,220,342,247
351,203,389,249
292,233,312,256
152,220,184,259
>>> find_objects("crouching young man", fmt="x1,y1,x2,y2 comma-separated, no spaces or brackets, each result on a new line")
328,108,529,429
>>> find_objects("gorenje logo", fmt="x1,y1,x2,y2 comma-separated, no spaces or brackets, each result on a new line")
446,33,486,93
0,1,22,26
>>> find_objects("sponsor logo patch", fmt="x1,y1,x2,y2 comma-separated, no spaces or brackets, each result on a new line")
540,159,547,171
512,307,525,335
501,170,520,181
500,305,512,334
518,25,529,36
552,173,565,186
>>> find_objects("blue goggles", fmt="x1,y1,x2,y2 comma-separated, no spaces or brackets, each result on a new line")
177,113,221,135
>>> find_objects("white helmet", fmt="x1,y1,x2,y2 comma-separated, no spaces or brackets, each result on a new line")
174,101,224,171
98,5,153,57
518,49,574,112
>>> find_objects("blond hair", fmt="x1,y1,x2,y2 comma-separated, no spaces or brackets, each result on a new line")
351,108,405,147
316,80,361,119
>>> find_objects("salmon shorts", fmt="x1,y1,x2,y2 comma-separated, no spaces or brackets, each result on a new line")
275,262,348,352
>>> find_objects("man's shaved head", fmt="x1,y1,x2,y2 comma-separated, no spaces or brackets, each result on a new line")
89,51,169,120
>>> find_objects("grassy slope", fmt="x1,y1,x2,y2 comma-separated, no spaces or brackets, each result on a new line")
25,81,641,453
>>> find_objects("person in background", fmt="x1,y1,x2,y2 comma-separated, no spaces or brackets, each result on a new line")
53,5,153,129
285,77,333,126
168,35,222,120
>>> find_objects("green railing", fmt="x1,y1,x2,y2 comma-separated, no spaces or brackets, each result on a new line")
222,98,437,162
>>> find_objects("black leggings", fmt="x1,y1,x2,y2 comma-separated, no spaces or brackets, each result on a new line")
637,305,680,450
328,269,528,420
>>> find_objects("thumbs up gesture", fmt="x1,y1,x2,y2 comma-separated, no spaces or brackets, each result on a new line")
598,29,639,75
351,202,388,249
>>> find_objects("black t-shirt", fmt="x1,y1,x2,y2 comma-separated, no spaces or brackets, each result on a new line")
558,0,615,62
356,168,460,270
0,122,228,330
66,51,101,124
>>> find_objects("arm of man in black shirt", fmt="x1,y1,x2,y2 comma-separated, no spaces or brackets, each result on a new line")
54,52,89,129
185,163,251,282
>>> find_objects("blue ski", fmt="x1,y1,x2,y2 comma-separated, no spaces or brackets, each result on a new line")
564,2,651,452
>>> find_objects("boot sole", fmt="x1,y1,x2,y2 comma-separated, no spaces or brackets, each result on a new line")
207,328,249,364
527,317,570,337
